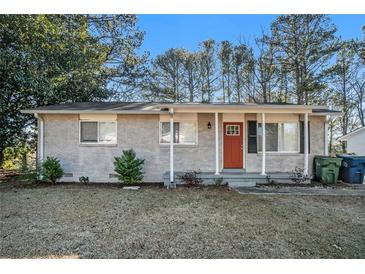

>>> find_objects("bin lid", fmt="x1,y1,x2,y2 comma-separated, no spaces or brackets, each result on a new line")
337,154,365,166
314,156,342,167
336,154,365,159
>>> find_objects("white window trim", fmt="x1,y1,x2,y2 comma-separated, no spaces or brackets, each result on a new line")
79,120,117,145
257,122,300,153
159,120,198,146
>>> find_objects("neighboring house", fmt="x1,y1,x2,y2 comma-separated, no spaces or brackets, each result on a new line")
337,126,365,155
21,102,340,186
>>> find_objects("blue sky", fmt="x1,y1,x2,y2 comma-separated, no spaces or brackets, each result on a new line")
138,15,364,57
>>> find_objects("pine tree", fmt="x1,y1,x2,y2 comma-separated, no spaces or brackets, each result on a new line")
114,149,144,184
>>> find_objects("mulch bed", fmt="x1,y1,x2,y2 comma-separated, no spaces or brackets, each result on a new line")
0,169,20,183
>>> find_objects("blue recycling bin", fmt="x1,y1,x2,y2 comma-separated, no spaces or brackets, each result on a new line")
337,155,365,184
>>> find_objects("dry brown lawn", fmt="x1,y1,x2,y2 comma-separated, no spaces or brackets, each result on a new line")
1,181,365,258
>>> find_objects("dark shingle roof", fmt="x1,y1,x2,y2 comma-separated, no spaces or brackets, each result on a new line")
26,102,159,112
312,108,341,113
21,101,340,115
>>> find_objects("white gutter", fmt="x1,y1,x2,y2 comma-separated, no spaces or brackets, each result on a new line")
22,110,162,114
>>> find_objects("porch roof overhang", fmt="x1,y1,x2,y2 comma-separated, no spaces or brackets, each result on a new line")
21,102,341,116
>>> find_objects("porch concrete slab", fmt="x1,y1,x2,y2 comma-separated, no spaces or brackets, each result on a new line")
163,171,293,186
228,181,256,187
233,185,365,196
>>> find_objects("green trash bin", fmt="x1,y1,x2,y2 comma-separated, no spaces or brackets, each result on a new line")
313,156,342,184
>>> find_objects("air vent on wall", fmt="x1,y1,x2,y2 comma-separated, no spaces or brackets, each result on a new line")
63,173,73,177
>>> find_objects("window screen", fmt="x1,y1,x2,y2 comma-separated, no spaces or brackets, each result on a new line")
81,122,97,142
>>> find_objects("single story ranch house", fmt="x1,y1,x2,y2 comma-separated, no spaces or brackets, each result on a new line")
22,102,340,186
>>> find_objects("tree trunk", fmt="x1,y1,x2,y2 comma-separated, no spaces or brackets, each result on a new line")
227,74,231,103
222,76,225,103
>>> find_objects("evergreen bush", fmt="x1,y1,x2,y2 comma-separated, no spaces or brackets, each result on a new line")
41,157,64,183
114,149,144,184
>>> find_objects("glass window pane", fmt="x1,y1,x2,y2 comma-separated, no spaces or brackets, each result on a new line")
180,122,196,143
278,123,298,152
99,122,116,143
160,122,180,143
266,123,278,151
257,123,278,152
160,122,170,143
226,125,240,136
81,122,97,142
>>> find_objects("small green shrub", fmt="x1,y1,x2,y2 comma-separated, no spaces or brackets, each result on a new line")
19,164,41,184
79,176,89,184
114,149,144,184
41,157,64,183
214,177,224,186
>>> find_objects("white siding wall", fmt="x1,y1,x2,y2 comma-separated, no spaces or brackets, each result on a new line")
346,131,365,155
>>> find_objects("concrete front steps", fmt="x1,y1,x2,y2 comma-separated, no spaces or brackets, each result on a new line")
163,171,291,187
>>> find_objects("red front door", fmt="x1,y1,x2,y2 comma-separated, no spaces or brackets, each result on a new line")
224,122,243,168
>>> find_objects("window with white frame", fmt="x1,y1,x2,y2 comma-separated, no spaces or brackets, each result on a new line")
80,121,117,144
160,121,197,144
226,125,240,136
257,122,299,152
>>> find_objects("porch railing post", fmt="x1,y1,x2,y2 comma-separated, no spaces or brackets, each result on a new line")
261,112,266,175
169,109,174,187
215,112,219,175
304,112,309,175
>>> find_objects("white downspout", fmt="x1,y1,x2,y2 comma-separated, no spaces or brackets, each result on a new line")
324,115,329,156
34,113,44,163
261,113,266,175
34,113,44,180
169,108,174,187
215,112,219,175
304,113,309,175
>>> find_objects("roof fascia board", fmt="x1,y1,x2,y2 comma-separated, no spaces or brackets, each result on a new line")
309,112,342,117
159,103,314,110
338,127,365,140
20,110,161,114
174,108,312,114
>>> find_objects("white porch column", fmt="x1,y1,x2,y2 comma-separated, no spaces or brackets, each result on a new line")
215,112,219,175
324,115,329,156
169,109,174,185
261,112,266,175
304,113,309,175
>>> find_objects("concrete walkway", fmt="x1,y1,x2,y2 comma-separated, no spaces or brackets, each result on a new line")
233,185,365,196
